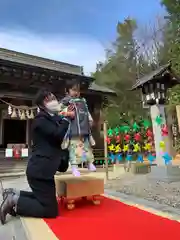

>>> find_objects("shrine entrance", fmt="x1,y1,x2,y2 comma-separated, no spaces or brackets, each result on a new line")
3,119,26,148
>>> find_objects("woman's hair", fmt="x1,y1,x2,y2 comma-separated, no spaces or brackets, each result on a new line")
65,79,80,92
34,89,52,107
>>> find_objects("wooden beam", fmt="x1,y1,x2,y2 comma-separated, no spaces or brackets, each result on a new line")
0,91,35,100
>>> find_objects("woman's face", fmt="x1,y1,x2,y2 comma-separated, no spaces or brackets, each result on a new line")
43,93,57,106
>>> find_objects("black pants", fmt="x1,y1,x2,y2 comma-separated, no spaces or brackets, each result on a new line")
16,176,58,218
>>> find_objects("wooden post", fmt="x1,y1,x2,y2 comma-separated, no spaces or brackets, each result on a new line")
103,121,108,180
176,105,180,133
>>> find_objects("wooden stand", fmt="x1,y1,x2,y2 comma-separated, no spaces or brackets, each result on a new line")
55,176,104,210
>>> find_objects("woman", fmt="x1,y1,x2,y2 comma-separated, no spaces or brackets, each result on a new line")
0,89,74,224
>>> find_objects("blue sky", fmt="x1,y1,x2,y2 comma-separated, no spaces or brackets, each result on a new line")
0,0,164,74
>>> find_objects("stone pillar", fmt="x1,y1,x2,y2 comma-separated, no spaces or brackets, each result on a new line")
150,104,172,166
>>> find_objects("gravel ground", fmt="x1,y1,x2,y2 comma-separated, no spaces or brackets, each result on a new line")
105,174,180,208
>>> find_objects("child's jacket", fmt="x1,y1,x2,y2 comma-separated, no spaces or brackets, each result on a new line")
61,96,91,137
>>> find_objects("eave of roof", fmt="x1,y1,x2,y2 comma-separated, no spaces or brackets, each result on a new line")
131,64,171,90
89,82,116,95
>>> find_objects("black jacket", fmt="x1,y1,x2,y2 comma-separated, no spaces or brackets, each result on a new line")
26,110,70,179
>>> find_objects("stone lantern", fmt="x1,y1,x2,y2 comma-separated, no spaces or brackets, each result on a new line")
131,64,180,180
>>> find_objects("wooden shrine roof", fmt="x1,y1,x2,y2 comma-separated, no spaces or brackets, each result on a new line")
0,48,116,95
131,63,180,90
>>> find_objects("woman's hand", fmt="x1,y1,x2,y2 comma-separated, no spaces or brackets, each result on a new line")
67,104,75,112
60,111,75,119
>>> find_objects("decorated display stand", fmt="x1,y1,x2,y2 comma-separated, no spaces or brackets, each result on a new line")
104,116,156,177
131,64,180,182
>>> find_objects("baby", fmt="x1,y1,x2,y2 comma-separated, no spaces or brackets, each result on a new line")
59,79,96,177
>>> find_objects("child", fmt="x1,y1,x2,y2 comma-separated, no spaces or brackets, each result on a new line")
59,79,96,177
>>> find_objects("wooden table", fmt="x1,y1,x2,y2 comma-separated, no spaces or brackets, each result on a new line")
55,176,104,209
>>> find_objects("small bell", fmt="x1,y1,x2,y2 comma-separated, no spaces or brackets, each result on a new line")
20,110,26,120
11,108,17,118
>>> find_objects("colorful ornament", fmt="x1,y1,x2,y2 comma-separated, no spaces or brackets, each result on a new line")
155,115,163,125
134,133,141,142
146,129,153,137
107,128,114,136
115,135,121,143
132,122,140,131
143,143,152,151
161,125,168,136
108,144,115,151
105,137,111,144
115,144,121,153
120,125,130,133
143,120,151,129
126,154,132,161
162,152,172,165
147,154,156,163
123,144,129,152
133,143,141,152
137,154,144,163
116,153,123,162
124,134,131,142
159,141,165,150
109,153,116,163
114,127,120,135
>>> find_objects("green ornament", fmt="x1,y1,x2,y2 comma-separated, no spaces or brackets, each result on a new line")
143,120,151,129
107,128,114,136
155,115,163,125
120,125,130,133
100,160,102,164
114,127,120,135
132,122,139,131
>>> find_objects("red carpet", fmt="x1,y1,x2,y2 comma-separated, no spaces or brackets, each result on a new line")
44,197,180,240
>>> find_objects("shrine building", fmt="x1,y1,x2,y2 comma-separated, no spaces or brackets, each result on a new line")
0,48,115,167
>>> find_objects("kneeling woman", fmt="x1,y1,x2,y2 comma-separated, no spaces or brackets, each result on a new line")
0,89,74,224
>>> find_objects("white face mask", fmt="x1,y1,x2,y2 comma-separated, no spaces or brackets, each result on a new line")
45,100,60,113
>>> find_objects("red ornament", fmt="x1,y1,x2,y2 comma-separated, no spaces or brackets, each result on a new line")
105,137,111,144
146,129,153,137
134,133,141,142
115,135,121,143
161,125,168,136
124,134,130,142
147,136,153,142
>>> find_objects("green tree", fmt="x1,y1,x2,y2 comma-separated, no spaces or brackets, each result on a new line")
161,0,180,106
94,18,147,126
